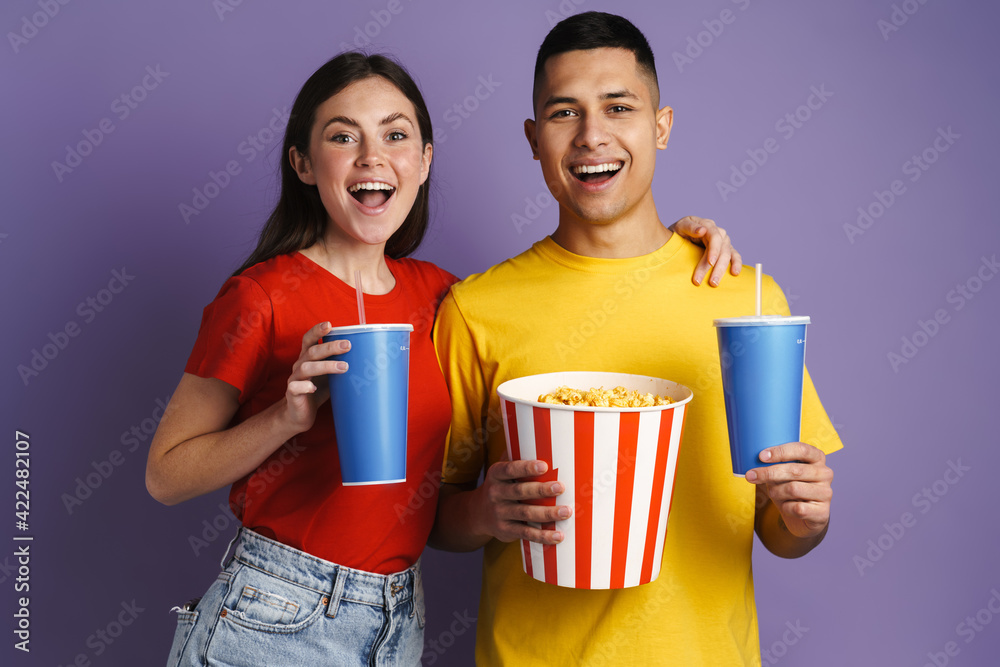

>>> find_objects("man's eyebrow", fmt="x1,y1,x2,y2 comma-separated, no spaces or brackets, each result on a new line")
542,95,577,110
601,89,640,101
542,90,640,110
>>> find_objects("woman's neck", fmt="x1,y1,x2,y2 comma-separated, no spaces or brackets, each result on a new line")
298,239,395,295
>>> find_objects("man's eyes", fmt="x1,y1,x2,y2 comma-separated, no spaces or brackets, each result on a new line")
548,106,632,119
550,109,577,119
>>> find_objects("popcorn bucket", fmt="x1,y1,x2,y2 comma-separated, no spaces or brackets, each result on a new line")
497,371,692,589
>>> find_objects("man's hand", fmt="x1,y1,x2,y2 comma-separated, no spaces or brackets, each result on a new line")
749,442,834,557
669,215,743,286
472,459,572,545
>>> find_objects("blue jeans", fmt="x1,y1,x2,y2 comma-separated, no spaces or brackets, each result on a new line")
167,528,425,666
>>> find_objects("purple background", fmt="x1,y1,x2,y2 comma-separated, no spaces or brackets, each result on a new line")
3,0,998,664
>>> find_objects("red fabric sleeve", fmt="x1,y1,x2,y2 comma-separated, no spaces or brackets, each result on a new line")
184,275,274,404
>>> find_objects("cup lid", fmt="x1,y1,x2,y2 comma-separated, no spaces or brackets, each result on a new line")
324,323,414,334
713,315,810,327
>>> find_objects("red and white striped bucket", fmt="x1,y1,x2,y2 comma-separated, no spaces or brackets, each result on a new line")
497,371,692,589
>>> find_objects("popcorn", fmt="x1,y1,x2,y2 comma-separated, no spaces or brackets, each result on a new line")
537,385,673,408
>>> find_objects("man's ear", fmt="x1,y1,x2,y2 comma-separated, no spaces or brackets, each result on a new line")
524,118,540,160
290,146,316,185
655,106,673,150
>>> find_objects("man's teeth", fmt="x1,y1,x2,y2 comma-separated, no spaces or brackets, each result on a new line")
348,182,395,193
572,163,622,174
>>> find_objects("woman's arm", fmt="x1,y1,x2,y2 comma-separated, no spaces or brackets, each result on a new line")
145,321,349,505
669,215,743,286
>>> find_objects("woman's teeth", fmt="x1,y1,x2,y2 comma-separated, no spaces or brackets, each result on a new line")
348,182,395,193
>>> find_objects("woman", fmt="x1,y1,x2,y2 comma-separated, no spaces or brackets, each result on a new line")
146,52,738,665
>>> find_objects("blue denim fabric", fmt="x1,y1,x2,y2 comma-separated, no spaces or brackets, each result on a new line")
167,528,425,666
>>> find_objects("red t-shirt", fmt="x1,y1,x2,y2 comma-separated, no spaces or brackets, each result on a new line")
185,252,457,574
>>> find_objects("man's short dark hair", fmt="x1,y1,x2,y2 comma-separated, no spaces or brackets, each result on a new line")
532,11,659,113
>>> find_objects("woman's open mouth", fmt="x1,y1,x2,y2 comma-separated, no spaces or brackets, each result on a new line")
347,181,396,209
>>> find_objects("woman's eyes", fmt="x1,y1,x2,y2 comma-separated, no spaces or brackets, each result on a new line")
328,131,408,143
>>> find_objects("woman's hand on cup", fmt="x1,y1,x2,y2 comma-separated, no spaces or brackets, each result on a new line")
284,321,351,434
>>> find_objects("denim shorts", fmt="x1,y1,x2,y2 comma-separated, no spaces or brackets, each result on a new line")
166,528,425,666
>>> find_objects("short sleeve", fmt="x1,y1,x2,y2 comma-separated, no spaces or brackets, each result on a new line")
766,276,844,456
184,275,274,404
433,289,488,484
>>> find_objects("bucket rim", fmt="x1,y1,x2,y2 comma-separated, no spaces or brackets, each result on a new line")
497,371,693,413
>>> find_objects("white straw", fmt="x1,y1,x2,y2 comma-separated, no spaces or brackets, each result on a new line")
755,263,762,316
354,270,366,325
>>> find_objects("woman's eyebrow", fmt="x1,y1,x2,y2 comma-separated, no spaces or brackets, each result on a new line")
380,112,414,127
322,115,358,131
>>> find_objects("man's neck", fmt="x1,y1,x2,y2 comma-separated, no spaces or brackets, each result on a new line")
550,197,672,259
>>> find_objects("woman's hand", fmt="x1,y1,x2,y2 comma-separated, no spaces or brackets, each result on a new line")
284,321,351,433
669,215,743,286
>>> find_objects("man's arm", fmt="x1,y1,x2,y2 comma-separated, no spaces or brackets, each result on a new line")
429,461,569,552
750,442,834,558
429,290,570,552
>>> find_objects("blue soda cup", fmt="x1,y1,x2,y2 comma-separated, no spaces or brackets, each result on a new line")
323,324,412,485
713,316,810,476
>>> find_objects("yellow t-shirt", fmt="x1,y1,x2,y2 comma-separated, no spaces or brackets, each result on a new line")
434,233,843,666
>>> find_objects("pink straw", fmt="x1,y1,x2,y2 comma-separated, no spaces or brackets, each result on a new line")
354,270,366,325
755,263,762,316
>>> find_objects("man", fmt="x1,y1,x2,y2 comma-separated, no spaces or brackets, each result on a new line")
430,11,841,665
